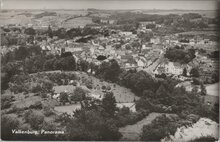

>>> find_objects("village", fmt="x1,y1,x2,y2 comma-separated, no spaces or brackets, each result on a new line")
1,8,219,141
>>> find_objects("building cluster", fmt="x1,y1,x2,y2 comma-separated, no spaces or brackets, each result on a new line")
1,18,217,79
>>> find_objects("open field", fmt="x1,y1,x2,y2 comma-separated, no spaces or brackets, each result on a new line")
54,103,81,115
54,102,136,115
206,82,219,97
0,10,91,27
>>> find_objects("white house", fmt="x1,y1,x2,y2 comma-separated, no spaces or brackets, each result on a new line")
137,60,145,67
120,31,133,36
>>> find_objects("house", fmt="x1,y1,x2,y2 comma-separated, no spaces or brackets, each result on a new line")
155,62,184,75
100,19,108,24
165,62,183,75
139,21,156,27
109,20,116,24
120,31,133,36
156,24,162,28
150,38,160,44
137,59,145,67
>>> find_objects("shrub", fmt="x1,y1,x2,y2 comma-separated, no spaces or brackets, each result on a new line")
6,105,22,114
41,93,47,98
43,106,55,116
70,87,86,102
71,81,77,86
24,110,44,129
1,95,14,109
60,92,69,105
190,68,200,77
31,84,42,93
192,78,201,85
29,101,42,109
102,85,106,90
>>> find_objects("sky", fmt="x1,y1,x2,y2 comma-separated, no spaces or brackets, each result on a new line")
1,0,217,10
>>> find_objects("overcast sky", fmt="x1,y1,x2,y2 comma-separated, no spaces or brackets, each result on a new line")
1,0,217,10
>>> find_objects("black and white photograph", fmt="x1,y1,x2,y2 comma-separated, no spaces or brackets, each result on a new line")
0,0,219,141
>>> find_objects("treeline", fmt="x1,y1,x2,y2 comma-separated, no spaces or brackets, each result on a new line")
107,12,209,33
1,26,103,46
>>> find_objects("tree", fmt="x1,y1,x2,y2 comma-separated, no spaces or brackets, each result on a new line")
98,59,121,82
60,92,69,105
191,86,199,95
200,83,207,96
54,28,66,39
79,60,89,72
135,98,153,111
47,25,53,38
192,78,201,85
54,56,76,71
156,84,170,105
102,92,117,116
24,110,44,129
66,109,121,140
43,58,56,71
137,31,153,42
142,90,155,99
1,72,10,91
182,67,187,77
70,87,86,102
15,46,29,60
1,95,14,109
42,80,53,93
24,27,36,35
190,67,200,77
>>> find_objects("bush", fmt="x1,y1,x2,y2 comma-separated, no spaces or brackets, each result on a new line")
29,101,43,109
190,68,200,77
71,81,77,86
31,84,42,93
192,78,201,85
41,93,47,98
24,110,44,129
1,95,14,109
102,85,106,90
70,87,86,102
60,92,69,105
43,106,55,116
6,105,23,114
